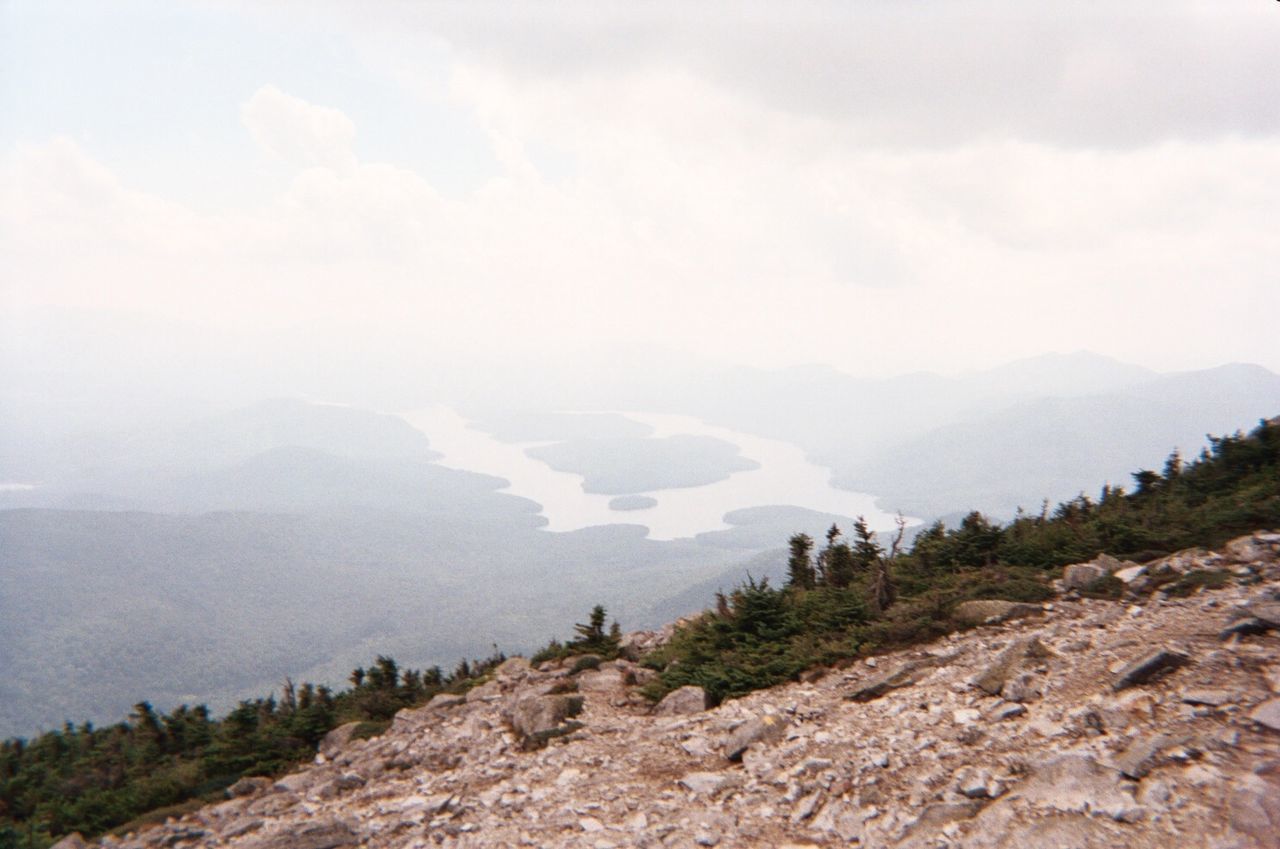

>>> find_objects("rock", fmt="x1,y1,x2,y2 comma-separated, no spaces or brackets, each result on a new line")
1015,753,1140,821
1226,535,1273,564
273,772,312,794
506,694,584,744
241,819,358,849
1181,688,1234,707
1249,698,1280,732
495,656,532,679
1001,671,1041,703
678,771,734,797
1221,617,1272,639
1112,648,1189,690
577,668,626,692
654,685,707,716
1228,773,1280,849
952,600,1042,626
1115,733,1177,779
1242,601,1280,630
972,637,1050,696
319,722,362,759
466,679,502,702
1113,564,1148,584
986,702,1028,721
902,801,985,837
227,776,272,798
1063,562,1107,591
722,714,787,761
50,835,88,849
955,767,1001,799
847,658,937,701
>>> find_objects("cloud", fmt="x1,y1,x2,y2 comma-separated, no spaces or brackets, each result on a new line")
311,0,1280,149
241,85,357,170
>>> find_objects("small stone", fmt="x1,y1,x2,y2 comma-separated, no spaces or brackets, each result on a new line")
1181,689,1233,707
579,817,605,833
1249,698,1280,732
722,715,787,761
1112,649,1189,690
679,771,733,796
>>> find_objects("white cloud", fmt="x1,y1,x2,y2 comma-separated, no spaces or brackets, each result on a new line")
4,58,1279,379
241,85,358,171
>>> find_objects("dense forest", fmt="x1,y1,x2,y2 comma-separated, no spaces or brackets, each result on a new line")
2,417,1276,847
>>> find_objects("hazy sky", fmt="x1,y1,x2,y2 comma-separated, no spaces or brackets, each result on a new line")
3,0,1278,378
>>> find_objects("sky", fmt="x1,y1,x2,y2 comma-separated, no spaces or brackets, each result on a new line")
2,0,1279,380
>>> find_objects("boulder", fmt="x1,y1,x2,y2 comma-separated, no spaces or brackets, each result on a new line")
1015,753,1141,821
494,656,532,679
319,721,362,759
722,714,787,761
1112,648,1189,690
654,685,708,716
49,835,88,849
972,637,1050,696
577,667,626,692
465,679,502,703
506,694,585,743
952,600,1042,626
1063,562,1107,592
847,658,937,702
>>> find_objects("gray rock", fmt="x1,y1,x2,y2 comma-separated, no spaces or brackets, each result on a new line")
1181,688,1234,707
506,694,584,742
1221,617,1272,639
1015,753,1140,821
722,714,787,761
1063,562,1107,591
1114,733,1176,779
494,656,532,679
1113,564,1147,584
1249,698,1280,732
272,771,312,794
654,685,707,716
986,702,1028,721
319,721,362,759
466,679,502,703
972,637,1050,696
847,658,937,701
952,600,1042,626
1001,671,1041,703
902,801,985,837
1243,602,1280,630
1112,648,1189,690
1228,773,1280,849
678,771,734,796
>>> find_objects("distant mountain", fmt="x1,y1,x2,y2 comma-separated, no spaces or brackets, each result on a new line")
849,363,1280,518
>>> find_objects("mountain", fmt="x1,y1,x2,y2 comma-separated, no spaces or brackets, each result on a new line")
851,363,1280,518
23,537,1280,849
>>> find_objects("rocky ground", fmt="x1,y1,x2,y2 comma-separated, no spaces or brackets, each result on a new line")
65,533,1280,849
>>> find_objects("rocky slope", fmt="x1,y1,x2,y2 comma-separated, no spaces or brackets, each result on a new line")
69,533,1280,849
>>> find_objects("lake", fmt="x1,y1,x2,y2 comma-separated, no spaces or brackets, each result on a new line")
401,407,901,541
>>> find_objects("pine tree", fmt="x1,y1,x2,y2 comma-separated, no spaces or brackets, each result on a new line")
786,533,816,589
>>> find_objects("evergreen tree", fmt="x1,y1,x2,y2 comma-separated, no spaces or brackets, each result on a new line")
786,533,816,589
